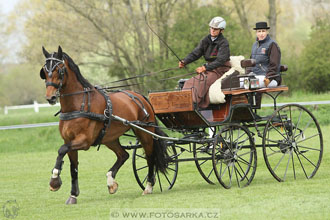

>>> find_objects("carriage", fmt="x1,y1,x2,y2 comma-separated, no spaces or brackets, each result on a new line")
41,47,323,204
115,59,323,191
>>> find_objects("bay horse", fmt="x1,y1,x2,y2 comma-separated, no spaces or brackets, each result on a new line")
40,46,168,204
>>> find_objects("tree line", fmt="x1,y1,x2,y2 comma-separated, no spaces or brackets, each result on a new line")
0,0,329,106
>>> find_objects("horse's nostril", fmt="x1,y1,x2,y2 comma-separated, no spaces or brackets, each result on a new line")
46,95,57,104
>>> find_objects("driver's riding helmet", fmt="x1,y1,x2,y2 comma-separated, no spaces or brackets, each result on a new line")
209,17,226,30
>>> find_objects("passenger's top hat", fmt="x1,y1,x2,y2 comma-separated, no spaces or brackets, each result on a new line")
253,22,270,30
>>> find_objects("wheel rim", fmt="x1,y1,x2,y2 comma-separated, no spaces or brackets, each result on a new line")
193,142,217,185
212,124,257,188
262,104,323,182
132,145,178,192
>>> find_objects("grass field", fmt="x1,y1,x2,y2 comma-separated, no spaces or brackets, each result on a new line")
1,93,330,220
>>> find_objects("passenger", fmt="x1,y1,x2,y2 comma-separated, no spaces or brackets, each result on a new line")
179,16,231,108
250,21,281,87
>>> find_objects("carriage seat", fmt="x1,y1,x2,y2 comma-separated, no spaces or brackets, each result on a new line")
209,56,246,104
280,65,288,72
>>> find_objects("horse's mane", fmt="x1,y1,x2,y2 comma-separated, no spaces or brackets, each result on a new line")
62,52,93,89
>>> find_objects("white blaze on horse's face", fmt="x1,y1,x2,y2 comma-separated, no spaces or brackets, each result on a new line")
44,65,63,105
41,46,65,105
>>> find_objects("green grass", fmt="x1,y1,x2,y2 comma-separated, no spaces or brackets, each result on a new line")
0,106,60,126
1,135,330,219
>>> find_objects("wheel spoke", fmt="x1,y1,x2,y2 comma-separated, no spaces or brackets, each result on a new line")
136,154,146,159
277,111,291,142
294,149,309,178
136,165,148,171
267,145,290,157
234,165,240,187
273,151,287,172
142,174,148,185
296,133,320,144
168,167,177,172
229,163,234,187
156,170,163,192
297,145,321,152
237,157,256,168
199,159,208,167
292,109,302,140
296,150,317,168
296,117,313,142
207,167,214,179
270,122,288,141
292,148,296,180
283,150,292,181
236,160,250,182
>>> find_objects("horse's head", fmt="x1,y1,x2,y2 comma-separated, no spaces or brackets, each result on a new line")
40,46,66,105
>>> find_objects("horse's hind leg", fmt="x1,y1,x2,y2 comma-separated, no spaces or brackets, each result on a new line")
65,150,79,204
105,139,129,194
134,129,155,195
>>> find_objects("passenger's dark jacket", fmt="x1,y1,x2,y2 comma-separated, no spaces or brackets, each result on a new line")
183,33,230,71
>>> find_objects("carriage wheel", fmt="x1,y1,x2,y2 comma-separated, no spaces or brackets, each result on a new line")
212,124,257,189
193,142,217,184
132,144,178,192
262,104,323,182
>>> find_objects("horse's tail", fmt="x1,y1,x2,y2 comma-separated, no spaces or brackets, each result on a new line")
152,126,169,174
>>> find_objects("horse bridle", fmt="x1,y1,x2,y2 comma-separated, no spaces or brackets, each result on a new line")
43,54,66,96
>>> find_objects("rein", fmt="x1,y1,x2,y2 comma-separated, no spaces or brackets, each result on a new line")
100,71,196,90
98,67,180,86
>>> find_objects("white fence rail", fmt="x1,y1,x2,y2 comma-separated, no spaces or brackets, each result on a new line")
3,101,60,114
3,100,330,115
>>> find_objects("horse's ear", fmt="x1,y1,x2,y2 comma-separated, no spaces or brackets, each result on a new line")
40,68,46,79
42,46,50,58
57,46,63,60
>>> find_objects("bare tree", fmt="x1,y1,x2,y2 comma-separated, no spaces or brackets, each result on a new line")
268,0,277,40
232,0,252,39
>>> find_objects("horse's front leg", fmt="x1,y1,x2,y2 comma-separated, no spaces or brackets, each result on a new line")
49,143,71,191
65,150,79,204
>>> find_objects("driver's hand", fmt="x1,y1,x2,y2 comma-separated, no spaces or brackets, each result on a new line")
179,61,185,68
196,66,206,74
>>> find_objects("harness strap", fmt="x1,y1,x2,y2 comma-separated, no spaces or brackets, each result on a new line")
121,91,149,120
92,88,113,150
58,87,113,150
60,111,107,121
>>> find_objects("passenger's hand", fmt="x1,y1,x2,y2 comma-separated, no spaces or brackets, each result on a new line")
264,77,270,87
179,61,185,68
196,66,206,74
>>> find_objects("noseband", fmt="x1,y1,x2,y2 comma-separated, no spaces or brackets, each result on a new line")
44,54,66,93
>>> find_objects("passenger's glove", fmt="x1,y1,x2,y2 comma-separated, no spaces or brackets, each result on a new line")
264,77,270,87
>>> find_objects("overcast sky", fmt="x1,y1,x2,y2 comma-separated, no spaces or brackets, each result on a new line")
0,0,20,14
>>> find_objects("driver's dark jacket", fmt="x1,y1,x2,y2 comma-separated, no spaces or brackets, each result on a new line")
182,33,230,71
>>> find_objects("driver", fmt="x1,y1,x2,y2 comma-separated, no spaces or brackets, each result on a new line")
179,16,231,108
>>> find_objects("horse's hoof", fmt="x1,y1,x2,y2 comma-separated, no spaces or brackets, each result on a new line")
108,182,118,194
142,182,153,195
49,176,62,191
65,195,77,205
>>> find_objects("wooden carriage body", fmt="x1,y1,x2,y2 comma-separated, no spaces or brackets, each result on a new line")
149,86,289,129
